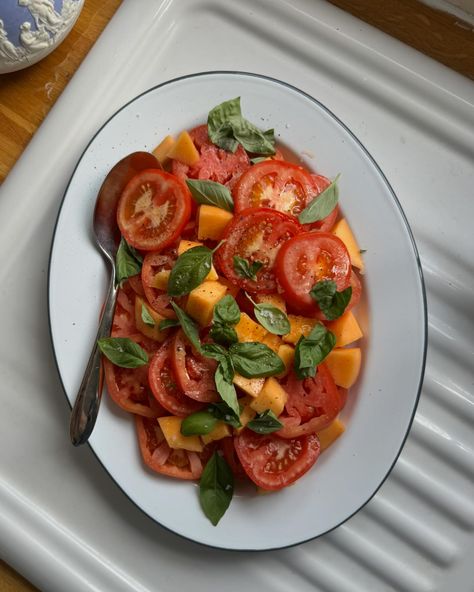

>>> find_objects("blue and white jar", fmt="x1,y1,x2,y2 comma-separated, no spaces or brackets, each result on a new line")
0,0,84,74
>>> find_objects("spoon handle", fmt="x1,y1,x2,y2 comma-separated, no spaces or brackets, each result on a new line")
70,269,118,446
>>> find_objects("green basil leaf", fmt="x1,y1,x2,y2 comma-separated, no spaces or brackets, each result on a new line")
201,342,228,363
186,179,234,212
298,174,340,224
233,256,263,281
199,452,234,526
310,280,352,320
209,322,238,346
213,294,241,325
250,157,268,164
141,303,155,327
97,337,148,368
215,363,239,417
158,318,180,331
294,324,336,379
229,342,284,378
181,411,218,436
170,302,202,353
167,246,213,297
254,304,290,335
231,120,275,155
208,402,241,428
247,409,283,434
115,238,143,285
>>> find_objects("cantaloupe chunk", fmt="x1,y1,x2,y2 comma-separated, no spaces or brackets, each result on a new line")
201,421,231,445
332,218,364,272
324,347,361,388
235,312,267,343
235,399,257,434
327,311,363,347
186,280,228,327
166,130,200,165
134,296,168,342
262,332,282,353
150,269,170,291
318,418,345,452
233,374,264,398
250,377,288,416
283,315,318,345
177,239,218,281
152,135,175,165
158,416,203,452
197,205,233,241
276,344,295,378
256,294,287,312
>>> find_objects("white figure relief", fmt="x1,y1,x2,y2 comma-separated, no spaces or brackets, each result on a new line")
18,0,62,34
0,18,23,61
19,21,51,51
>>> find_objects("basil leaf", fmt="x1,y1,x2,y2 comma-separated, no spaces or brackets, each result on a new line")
215,363,239,417
168,246,213,297
298,174,340,224
310,280,352,321
158,318,180,331
250,157,268,164
208,402,241,428
170,302,202,353
201,342,228,363
181,411,218,436
97,337,148,368
254,304,290,335
294,324,336,379
116,238,143,285
229,342,284,378
231,120,275,155
213,294,241,325
247,409,283,434
141,303,155,327
186,179,234,212
199,452,234,526
209,322,238,346
233,256,263,281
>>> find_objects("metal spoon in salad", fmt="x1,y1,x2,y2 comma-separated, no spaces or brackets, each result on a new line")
70,151,159,446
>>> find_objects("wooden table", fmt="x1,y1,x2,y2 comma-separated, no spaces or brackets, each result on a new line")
0,0,472,590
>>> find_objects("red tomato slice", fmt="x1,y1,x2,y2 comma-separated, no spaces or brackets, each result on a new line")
277,363,343,439
220,437,248,480
136,416,213,480
128,273,145,297
117,168,191,251
141,247,178,318
148,340,204,416
171,124,251,189
346,269,362,313
171,331,219,403
215,207,303,294
234,429,320,490
275,231,351,314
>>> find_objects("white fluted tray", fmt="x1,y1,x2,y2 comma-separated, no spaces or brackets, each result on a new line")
0,0,473,590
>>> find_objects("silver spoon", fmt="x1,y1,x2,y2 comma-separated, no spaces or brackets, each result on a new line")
70,151,159,446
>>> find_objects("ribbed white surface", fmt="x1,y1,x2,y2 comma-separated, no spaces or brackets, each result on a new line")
0,0,473,590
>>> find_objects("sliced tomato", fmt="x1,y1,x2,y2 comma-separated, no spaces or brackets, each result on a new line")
136,416,213,480
170,331,219,402
148,341,204,416
234,429,320,490
277,363,343,439
170,124,251,189
275,231,351,314
346,269,362,313
215,207,303,293
141,247,178,318
117,168,191,251
128,273,145,297
220,437,248,480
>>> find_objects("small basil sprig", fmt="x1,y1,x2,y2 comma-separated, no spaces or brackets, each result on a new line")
97,337,148,368
233,256,263,281
207,97,275,155
186,179,234,212
246,293,290,336
208,401,242,428
247,409,283,434
310,280,352,320
167,246,213,297
116,238,143,285
210,295,240,346
141,303,155,327
294,323,335,379
158,318,180,331
210,323,238,346
200,343,240,417
229,342,284,378
170,302,202,353
298,174,340,224
199,452,234,526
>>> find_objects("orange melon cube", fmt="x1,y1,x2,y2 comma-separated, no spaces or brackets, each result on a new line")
134,296,168,342
318,418,345,452
150,269,170,291
158,416,203,452
197,205,233,241
201,422,231,445
283,315,318,345
276,344,295,378
262,332,282,353
256,294,287,312
324,347,361,388
177,240,218,280
233,374,264,398
152,135,175,165
167,130,200,165
332,218,364,272
249,377,288,416
326,311,363,347
235,312,267,343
